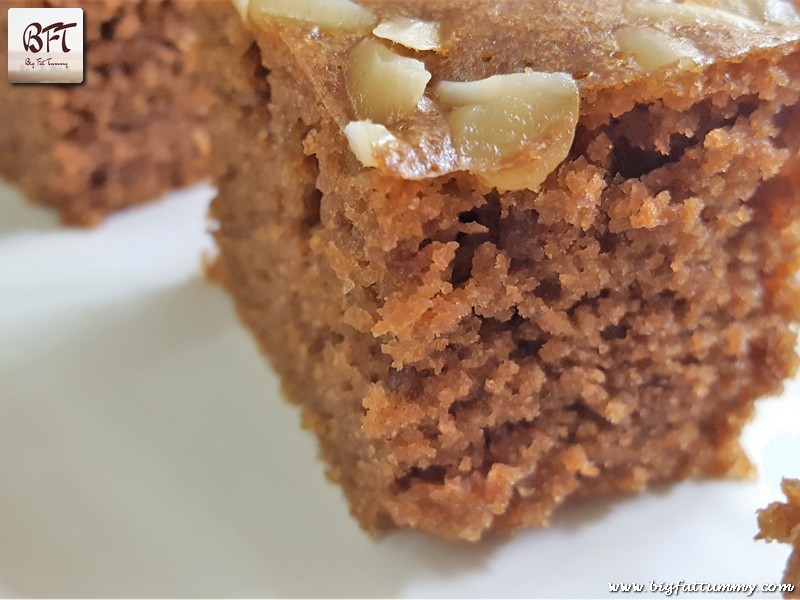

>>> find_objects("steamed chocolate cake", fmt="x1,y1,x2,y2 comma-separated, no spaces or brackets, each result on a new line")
200,0,800,539
0,0,210,225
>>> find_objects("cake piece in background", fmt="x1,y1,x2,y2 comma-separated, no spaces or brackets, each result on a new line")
0,1,211,225
757,479,800,598
202,0,800,539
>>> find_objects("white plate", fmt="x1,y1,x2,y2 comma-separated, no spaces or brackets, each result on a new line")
0,180,798,598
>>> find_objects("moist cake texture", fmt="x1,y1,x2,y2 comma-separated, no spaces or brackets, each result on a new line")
758,479,800,598
0,0,210,225
203,0,800,539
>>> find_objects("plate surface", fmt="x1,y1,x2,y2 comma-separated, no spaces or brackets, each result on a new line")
0,181,798,598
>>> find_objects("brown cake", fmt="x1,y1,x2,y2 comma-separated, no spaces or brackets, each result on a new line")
757,479,800,598
201,0,800,540
0,0,211,225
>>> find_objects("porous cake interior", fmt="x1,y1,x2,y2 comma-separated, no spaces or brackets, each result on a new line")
0,1,209,225
208,14,800,539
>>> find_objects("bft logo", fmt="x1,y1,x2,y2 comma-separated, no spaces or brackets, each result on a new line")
8,8,84,84
22,21,78,54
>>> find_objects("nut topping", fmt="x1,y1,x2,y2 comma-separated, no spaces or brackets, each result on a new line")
703,0,800,23
230,0,250,21
373,17,441,51
435,72,580,191
628,0,800,26
615,27,704,71
343,120,399,167
626,0,762,28
346,38,432,122
761,0,800,23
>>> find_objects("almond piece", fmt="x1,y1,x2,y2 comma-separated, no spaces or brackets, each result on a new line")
615,26,704,71
694,0,800,23
626,0,762,28
373,17,441,51
343,120,399,168
435,72,580,191
231,0,250,21
346,38,432,122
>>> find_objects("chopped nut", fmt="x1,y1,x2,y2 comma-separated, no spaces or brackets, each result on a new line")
343,120,399,168
615,26,704,72
710,0,769,19
346,38,432,122
249,0,376,32
697,0,800,23
626,0,762,28
372,17,441,51
762,0,800,23
230,0,250,21
435,72,580,191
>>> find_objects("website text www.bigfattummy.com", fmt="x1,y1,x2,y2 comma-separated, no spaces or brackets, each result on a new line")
608,580,795,596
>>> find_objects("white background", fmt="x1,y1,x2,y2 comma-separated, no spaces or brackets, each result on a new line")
0,181,797,598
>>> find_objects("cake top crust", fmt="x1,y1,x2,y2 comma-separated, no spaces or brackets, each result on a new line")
241,0,800,189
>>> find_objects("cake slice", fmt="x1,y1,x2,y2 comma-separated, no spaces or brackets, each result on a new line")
0,0,211,225
201,0,800,540
758,479,800,598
